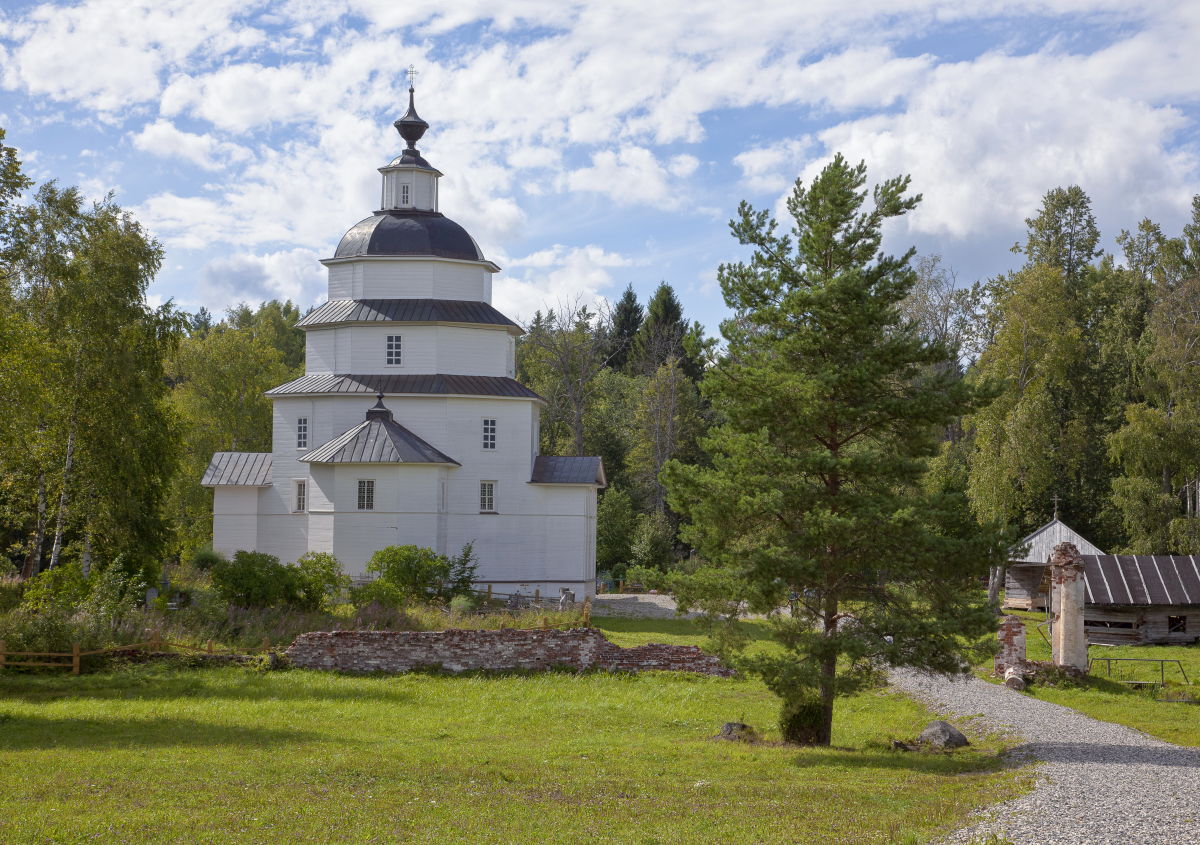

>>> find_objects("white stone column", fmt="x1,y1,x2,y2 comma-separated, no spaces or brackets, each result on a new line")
1049,541,1088,671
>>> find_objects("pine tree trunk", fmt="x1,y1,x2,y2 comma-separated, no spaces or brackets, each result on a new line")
20,472,47,579
48,416,77,570
816,594,838,747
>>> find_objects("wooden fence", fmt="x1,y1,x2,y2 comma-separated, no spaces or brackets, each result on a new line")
0,631,278,675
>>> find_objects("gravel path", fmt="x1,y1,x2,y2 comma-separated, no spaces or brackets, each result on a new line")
590,593,700,619
891,669,1200,844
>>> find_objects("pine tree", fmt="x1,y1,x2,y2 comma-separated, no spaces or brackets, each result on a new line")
608,284,643,371
664,154,1007,746
630,282,686,374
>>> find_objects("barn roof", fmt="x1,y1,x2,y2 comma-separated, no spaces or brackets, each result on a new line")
529,456,605,486
265,373,542,401
201,452,272,487
300,397,459,466
1082,555,1200,607
1011,518,1104,563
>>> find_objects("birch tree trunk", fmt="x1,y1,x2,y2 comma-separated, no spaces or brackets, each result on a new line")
20,472,47,579
47,413,77,570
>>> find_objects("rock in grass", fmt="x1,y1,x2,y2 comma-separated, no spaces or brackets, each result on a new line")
716,722,759,742
917,720,969,749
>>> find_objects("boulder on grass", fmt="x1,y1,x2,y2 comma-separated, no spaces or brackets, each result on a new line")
917,720,969,749
716,722,759,743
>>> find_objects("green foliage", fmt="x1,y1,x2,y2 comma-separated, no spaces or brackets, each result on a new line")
20,563,90,614
293,551,348,612
210,551,298,609
188,547,228,572
664,153,1006,745
596,487,636,574
628,510,676,571
0,574,26,612
607,283,643,370
80,557,146,620
363,543,477,603
449,594,479,614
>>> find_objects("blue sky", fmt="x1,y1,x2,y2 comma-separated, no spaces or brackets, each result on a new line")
1,1,1197,335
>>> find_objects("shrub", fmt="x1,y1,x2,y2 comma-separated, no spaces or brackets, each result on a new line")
20,563,90,614
81,557,146,620
365,545,450,600
629,511,676,571
211,551,300,608
0,575,25,613
445,542,480,598
779,693,827,745
351,578,408,608
189,547,228,572
293,552,349,611
449,594,479,614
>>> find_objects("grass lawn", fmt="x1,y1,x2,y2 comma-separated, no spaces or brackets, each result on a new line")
994,609,1200,746
0,616,1030,844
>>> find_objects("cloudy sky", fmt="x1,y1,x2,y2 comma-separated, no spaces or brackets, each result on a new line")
1,1,1197,332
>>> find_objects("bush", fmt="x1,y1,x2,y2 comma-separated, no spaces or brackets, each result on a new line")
189,547,228,572
293,552,349,611
449,594,479,614
445,542,479,598
21,563,90,614
81,557,146,620
0,575,25,613
365,545,448,600
629,511,676,571
779,693,827,745
211,551,300,608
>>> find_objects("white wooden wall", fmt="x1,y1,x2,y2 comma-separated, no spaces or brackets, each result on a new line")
303,325,512,376
325,258,491,301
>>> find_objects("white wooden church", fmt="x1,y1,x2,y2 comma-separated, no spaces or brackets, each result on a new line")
202,84,604,596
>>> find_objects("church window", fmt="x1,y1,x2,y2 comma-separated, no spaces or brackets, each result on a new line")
297,417,308,449
482,418,496,450
358,479,375,510
401,184,410,205
294,480,307,512
386,335,402,365
480,481,495,513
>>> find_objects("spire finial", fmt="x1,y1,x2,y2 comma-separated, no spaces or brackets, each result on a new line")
394,66,429,150
1052,493,1060,521
366,392,393,422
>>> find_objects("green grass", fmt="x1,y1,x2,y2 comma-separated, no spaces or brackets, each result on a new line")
993,609,1200,746
0,617,1030,844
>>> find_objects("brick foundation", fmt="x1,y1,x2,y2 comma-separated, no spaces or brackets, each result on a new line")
285,627,736,677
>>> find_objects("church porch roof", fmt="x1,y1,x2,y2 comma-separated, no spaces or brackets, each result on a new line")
202,452,272,487
529,456,605,486
266,373,542,401
297,298,521,333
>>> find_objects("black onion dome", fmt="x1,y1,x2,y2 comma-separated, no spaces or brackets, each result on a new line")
334,211,486,261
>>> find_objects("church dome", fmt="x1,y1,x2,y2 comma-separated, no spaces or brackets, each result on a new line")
334,210,485,261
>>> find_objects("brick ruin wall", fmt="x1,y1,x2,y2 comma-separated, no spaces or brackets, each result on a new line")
994,614,1027,674
285,627,736,677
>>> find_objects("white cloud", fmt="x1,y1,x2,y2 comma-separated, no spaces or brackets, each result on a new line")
735,139,814,195
496,244,633,321
131,120,252,171
199,247,327,310
565,146,691,209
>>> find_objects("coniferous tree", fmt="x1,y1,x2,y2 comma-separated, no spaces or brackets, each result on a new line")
664,154,1007,745
630,282,687,374
608,284,643,371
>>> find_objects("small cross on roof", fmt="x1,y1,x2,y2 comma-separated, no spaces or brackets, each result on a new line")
407,64,419,89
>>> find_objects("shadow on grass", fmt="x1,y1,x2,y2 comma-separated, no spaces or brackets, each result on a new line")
0,667,416,706
788,746,1005,775
0,712,326,751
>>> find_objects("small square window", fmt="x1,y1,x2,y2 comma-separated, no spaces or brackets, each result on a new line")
1169,615,1187,634
386,335,402,365
482,418,496,450
400,184,410,205
296,417,308,449
294,480,307,513
358,479,375,511
480,481,495,513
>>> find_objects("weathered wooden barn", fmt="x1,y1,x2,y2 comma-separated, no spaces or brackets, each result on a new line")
1003,518,1104,610
1073,554,1200,645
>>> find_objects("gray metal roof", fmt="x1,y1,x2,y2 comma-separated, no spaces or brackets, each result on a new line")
334,211,486,262
301,415,459,466
297,299,520,332
1082,555,1200,606
1010,518,1104,563
265,373,542,400
529,456,605,486
201,452,272,487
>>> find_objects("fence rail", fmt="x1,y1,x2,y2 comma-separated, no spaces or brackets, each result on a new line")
0,633,277,675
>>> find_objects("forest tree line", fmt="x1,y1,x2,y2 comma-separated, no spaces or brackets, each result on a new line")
3,121,1200,585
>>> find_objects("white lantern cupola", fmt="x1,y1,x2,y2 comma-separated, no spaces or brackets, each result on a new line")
379,82,440,212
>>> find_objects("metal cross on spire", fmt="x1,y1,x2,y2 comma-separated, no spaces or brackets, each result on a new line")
1052,493,1060,520
406,64,419,90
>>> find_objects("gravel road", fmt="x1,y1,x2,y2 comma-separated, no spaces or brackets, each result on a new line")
591,593,701,619
891,669,1200,844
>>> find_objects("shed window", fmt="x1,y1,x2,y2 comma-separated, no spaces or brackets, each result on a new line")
386,335,402,365
401,184,410,205
1169,615,1187,634
296,417,308,449
294,480,307,513
357,479,375,511
482,418,496,450
480,481,495,513
1085,619,1133,629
